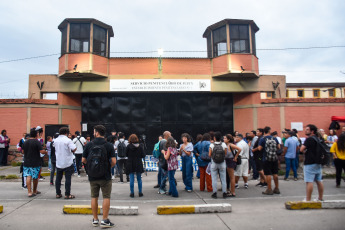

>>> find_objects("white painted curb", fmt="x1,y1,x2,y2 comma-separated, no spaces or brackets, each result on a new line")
107,206,139,215
322,200,345,209
195,204,232,213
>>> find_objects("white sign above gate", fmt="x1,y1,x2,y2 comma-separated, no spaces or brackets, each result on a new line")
110,79,211,92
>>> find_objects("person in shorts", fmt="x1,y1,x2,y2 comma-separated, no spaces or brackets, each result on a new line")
300,124,324,201
234,134,250,189
22,128,47,197
82,125,116,228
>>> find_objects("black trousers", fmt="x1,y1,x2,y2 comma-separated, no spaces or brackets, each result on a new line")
56,164,74,196
50,162,56,184
118,159,129,182
334,158,345,186
75,154,82,175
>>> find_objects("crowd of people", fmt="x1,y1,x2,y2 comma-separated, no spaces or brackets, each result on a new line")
2,123,345,228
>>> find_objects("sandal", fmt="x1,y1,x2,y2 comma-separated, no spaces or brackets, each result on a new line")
64,194,75,199
28,193,36,197
227,193,236,197
56,194,62,199
34,191,41,195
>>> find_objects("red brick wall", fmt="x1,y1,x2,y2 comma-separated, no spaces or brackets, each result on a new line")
257,107,281,132
62,109,82,134
0,108,27,146
58,93,82,107
31,108,59,140
234,108,254,134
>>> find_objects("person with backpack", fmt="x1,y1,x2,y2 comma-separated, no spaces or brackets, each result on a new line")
73,131,86,177
258,126,281,195
54,127,77,199
115,132,129,183
193,134,203,179
234,134,250,189
82,125,116,228
209,131,227,199
300,124,324,201
50,133,59,186
126,134,146,198
198,133,212,192
179,133,194,193
330,133,345,188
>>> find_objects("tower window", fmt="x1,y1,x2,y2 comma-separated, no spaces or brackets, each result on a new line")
70,23,90,53
230,25,249,53
93,24,107,57
212,26,227,57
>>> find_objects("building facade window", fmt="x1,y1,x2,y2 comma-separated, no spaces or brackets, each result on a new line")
70,23,90,53
313,89,320,98
329,88,336,98
266,92,273,99
212,26,227,57
93,24,107,57
230,25,249,53
286,90,289,98
297,89,304,98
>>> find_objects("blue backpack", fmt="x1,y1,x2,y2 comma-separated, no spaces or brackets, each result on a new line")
152,141,161,158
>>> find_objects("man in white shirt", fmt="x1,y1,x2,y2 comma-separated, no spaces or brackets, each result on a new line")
73,131,86,177
234,134,250,189
54,127,77,199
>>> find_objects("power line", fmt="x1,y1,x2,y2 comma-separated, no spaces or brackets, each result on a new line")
1,45,345,64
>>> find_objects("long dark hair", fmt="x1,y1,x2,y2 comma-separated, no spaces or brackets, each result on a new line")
337,133,345,152
165,137,176,148
195,134,202,144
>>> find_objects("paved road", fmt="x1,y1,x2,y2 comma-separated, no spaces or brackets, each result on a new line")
0,171,345,230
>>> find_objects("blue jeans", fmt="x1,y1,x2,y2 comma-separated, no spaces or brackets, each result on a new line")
182,156,193,191
211,160,226,193
157,164,163,186
285,157,297,178
249,156,259,179
168,170,178,197
129,172,142,194
48,155,52,170
160,168,168,191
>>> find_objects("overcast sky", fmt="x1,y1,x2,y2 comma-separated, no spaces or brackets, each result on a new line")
0,0,344,98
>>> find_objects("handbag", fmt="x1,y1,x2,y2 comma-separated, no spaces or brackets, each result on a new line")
230,145,241,165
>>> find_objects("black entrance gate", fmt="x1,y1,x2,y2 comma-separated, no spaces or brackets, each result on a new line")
81,93,233,153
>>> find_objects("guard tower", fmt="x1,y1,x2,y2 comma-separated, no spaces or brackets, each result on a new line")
58,18,114,78
203,19,260,78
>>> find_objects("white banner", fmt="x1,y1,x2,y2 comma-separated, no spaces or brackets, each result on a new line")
110,79,211,92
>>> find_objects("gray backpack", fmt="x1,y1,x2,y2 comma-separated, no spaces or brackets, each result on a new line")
212,143,225,163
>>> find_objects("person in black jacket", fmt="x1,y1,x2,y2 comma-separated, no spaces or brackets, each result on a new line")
126,134,145,198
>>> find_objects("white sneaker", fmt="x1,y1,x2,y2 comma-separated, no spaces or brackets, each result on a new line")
111,176,115,180
77,174,81,178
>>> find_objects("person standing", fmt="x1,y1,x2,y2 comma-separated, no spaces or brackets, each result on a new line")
234,134,250,189
126,134,145,198
115,132,129,183
46,136,52,171
0,130,10,166
326,129,338,167
193,134,203,179
22,128,47,197
224,134,241,197
82,125,116,228
157,131,171,192
249,130,259,180
164,137,179,197
198,133,212,192
50,133,59,186
54,127,77,199
283,131,300,181
179,133,194,192
300,124,324,201
252,128,267,187
209,131,227,199
73,131,86,177
153,135,163,188
258,126,280,195
330,133,345,188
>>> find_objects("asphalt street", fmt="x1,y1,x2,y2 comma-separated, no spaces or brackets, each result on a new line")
0,170,345,230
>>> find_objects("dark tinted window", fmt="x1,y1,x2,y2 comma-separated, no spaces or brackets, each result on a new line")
70,23,90,53
93,24,107,57
61,26,67,55
212,26,227,57
230,25,249,53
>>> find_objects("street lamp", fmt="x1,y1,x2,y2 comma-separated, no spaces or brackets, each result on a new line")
158,48,163,71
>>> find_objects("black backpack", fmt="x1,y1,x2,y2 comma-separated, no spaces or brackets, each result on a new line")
212,143,225,164
117,141,127,158
311,136,329,166
87,142,109,178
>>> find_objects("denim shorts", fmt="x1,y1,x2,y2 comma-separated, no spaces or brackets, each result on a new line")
304,164,322,182
23,166,41,179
